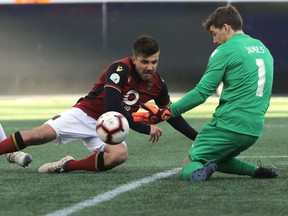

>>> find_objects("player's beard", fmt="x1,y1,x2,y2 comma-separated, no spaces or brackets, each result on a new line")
141,70,154,81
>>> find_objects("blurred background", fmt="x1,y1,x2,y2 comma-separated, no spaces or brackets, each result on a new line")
0,1,287,95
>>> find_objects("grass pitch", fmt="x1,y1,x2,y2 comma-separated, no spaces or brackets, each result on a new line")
0,95,287,216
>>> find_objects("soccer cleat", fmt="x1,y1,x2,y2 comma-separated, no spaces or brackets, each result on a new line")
6,151,33,167
190,162,217,182
38,156,75,173
254,166,278,178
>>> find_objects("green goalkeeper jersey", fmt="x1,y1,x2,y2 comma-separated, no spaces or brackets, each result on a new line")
170,33,274,137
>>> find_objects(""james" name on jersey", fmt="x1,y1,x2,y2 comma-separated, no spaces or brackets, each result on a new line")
245,46,265,54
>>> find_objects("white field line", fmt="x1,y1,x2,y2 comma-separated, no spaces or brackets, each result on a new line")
46,167,181,216
265,124,287,128
238,155,288,158
46,155,287,216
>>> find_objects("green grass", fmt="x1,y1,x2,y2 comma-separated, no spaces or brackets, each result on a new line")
0,95,287,216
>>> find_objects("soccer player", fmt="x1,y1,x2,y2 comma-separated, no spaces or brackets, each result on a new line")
0,122,32,167
133,5,277,182
0,35,198,173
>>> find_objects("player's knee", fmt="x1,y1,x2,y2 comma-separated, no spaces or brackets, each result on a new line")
117,146,128,162
102,145,128,170
109,146,128,165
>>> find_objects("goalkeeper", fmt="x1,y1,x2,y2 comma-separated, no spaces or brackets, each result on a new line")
133,4,277,182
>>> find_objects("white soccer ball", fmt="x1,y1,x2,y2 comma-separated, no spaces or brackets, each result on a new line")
96,111,129,144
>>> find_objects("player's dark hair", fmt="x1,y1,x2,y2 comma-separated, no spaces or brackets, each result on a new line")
132,34,160,57
203,4,243,32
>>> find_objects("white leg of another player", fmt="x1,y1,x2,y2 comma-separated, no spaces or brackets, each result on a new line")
0,123,7,141
0,123,10,159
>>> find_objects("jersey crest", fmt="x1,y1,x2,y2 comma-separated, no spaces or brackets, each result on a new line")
110,73,120,84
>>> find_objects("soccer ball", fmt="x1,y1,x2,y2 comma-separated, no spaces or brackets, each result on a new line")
96,111,129,144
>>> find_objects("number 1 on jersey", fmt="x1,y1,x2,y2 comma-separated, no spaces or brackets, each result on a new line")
256,58,266,97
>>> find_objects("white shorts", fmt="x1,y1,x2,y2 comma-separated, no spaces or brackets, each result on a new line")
44,107,127,153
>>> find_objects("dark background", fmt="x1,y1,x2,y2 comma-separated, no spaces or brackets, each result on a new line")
0,2,287,95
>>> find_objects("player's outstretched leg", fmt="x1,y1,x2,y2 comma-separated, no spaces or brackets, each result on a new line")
5,152,33,167
190,162,217,182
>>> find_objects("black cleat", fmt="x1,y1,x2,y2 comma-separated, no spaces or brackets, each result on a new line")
190,162,217,182
254,166,278,178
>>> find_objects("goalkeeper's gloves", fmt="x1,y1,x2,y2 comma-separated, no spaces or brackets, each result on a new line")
132,103,172,124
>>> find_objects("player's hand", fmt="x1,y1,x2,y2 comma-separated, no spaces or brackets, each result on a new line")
132,103,172,124
149,125,163,143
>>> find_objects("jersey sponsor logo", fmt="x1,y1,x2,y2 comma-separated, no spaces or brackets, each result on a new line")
110,73,120,84
122,90,140,111
116,65,124,72
210,49,218,57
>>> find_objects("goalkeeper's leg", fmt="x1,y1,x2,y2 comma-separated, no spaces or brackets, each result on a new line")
180,124,257,181
217,158,277,178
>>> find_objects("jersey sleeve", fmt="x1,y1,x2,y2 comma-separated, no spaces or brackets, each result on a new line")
200,50,226,90
104,62,128,91
166,116,198,140
154,74,171,108
170,48,226,116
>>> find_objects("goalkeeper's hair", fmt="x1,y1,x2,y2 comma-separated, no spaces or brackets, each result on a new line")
203,4,243,32
132,34,160,57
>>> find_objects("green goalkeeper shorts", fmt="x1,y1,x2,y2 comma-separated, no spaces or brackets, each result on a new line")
189,123,258,163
